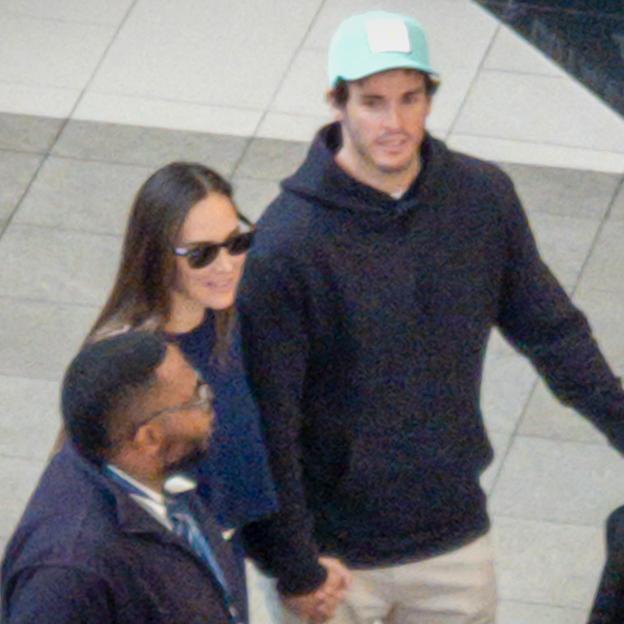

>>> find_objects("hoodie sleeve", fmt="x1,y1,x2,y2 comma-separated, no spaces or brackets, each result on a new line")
495,174,624,449
236,246,328,595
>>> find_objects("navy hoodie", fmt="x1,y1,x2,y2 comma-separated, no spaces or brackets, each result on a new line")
238,123,624,595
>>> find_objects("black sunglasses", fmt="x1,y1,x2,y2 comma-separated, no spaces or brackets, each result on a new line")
173,213,255,269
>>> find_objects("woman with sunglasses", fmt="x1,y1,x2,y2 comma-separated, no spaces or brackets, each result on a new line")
87,161,277,593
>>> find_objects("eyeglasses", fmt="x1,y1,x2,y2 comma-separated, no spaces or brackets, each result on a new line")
131,381,214,434
173,212,255,269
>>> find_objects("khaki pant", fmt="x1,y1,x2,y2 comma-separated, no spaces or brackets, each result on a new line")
283,533,497,624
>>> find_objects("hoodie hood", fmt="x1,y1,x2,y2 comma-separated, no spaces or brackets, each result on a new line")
281,122,450,218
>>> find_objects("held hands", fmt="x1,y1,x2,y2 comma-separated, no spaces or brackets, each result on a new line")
282,556,352,623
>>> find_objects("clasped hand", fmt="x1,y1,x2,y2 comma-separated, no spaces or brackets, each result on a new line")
281,556,352,623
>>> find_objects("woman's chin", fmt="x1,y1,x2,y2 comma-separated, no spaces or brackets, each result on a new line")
200,292,236,311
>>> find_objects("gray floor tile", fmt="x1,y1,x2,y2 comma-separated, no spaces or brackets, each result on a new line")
519,379,610,445
0,224,121,306
231,176,280,223
490,436,624,526
493,516,604,610
0,112,64,153
0,375,61,461
0,297,98,381
480,431,511,494
235,138,308,181
579,221,624,293
501,163,620,220
498,601,588,624
0,150,43,221
15,157,152,235
572,288,624,367
0,455,46,539
481,331,537,434
609,181,624,221
529,212,600,293
53,120,248,175
247,561,281,624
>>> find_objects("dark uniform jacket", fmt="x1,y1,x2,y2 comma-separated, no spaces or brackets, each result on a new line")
1,443,246,624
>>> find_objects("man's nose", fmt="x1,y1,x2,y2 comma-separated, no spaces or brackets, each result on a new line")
383,103,402,130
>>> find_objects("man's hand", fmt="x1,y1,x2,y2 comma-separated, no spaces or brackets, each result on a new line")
281,557,352,623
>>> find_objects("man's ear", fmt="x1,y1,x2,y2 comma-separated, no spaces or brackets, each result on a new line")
133,421,164,458
326,89,344,122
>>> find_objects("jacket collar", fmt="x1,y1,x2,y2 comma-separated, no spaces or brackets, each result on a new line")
60,443,174,537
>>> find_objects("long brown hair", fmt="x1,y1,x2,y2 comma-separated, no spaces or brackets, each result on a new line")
89,162,237,357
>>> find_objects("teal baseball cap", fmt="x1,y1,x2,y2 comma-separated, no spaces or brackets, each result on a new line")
328,11,439,88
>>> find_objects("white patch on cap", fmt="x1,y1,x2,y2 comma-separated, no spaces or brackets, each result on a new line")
366,18,411,54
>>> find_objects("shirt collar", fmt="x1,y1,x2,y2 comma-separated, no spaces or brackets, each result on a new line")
106,464,166,505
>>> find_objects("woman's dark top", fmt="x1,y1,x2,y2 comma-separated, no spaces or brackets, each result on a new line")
171,312,277,530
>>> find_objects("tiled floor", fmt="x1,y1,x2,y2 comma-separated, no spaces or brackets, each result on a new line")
0,1,623,623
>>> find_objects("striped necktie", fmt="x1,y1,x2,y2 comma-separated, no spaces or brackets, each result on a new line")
166,493,242,624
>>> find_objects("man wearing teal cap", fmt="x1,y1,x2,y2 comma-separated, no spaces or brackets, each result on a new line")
238,10,624,624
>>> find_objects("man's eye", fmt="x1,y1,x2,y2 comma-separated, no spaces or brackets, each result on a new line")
404,92,425,104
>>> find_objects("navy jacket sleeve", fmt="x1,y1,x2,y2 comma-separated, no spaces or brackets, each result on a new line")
496,175,624,449
237,248,328,596
4,566,114,623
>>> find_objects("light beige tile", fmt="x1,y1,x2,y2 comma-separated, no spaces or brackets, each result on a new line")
0,150,43,221
570,288,624,367
448,134,624,174
579,221,624,293
256,112,330,143
498,600,588,624
90,0,322,109
493,516,604,610
15,157,152,235
529,212,600,292
490,436,624,526
0,375,60,461
454,71,624,153
0,83,79,118
501,163,619,220
0,112,64,153
246,561,282,624
519,379,609,445
231,177,280,223
236,138,309,181
484,25,565,76
482,330,537,434
0,224,121,306
74,92,262,137
272,48,330,118
1,0,133,24
0,297,98,381
609,183,624,221
0,455,46,538
0,15,115,89
480,431,511,494
426,66,478,136
53,120,248,174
